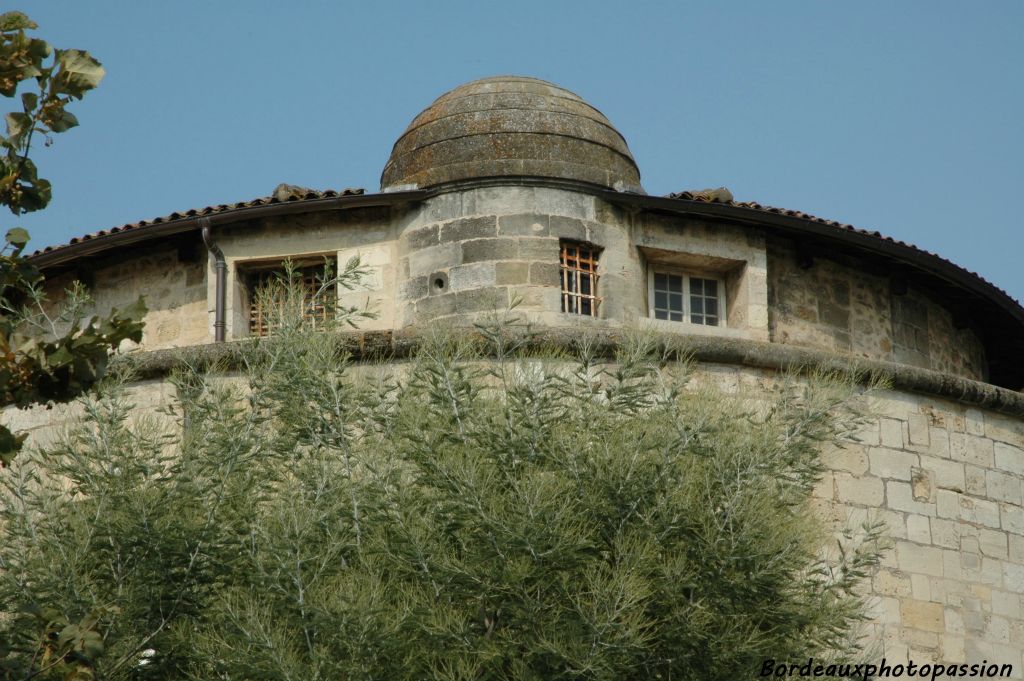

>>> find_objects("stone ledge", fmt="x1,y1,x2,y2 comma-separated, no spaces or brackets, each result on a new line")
112,327,1024,417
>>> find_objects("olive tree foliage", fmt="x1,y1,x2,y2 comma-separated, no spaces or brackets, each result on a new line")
0,11,146,466
0,265,888,680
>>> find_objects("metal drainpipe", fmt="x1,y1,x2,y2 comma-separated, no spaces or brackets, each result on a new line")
200,217,227,342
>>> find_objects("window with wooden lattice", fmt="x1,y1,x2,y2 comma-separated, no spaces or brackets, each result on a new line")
559,241,601,317
246,261,337,336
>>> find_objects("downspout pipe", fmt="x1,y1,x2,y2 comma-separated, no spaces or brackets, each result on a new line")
200,217,227,342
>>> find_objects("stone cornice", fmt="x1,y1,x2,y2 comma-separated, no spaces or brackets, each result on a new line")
112,328,1024,417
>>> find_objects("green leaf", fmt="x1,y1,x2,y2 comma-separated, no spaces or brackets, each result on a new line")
0,11,37,31
5,226,29,246
16,176,51,213
48,109,79,133
57,623,80,647
48,345,73,367
21,91,38,112
0,424,25,467
5,112,31,140
80,631,103,658
54,49,105,97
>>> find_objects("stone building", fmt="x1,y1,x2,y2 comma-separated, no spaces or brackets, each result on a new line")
19,76,1024,670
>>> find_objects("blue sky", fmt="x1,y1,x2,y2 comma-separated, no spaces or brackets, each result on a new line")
12,0,1024,303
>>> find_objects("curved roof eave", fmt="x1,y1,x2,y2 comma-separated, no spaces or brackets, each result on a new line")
28,188,427,269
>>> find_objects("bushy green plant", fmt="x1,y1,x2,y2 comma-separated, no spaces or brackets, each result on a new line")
0,281,887,680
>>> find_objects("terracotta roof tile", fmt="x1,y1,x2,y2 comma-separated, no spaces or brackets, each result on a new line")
30,187,366,256
666,190,1020,306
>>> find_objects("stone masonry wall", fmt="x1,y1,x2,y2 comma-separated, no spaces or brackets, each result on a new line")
767,240,987,382
816,390,1024,673
396,186,769,340
43,245,207,352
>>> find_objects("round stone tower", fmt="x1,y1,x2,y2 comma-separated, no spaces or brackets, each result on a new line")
16,76,1024,672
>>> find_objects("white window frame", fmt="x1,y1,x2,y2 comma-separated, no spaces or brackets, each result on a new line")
647,267,726,327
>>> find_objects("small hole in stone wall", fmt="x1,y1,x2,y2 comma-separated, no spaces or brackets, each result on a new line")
429,272,448,294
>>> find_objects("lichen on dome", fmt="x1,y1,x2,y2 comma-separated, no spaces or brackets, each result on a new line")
380,76,642,193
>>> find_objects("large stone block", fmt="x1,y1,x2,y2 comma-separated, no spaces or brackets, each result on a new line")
409,243,461,277
888,480,937,516
986,470,1023,505
880,417,906,448
834,472,884,506
455,287,509,313
440,216,497,242
896,542,945,577
495,261,529,286
869,447,919,481
517,237,559,261
950,432,995,468
448,263,497,292
461,238,518,263
920,455,966,493
994,442,1024,475
548,215,587,242
498,213,549,237
529,262,561,286
404,224,439,251
901,600,945,633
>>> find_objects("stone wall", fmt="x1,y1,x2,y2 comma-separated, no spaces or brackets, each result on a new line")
396,186,770,340
767,240,987,382
44,244,207,352
30,187,991,378
214,206,395,337
815,390,1024,673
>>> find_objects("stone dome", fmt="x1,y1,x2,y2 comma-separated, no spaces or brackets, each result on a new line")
381,76,642,193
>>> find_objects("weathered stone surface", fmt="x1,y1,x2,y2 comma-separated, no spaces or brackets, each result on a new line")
447,263,497,292
455,287,508,313
902,600,945,632
440,216,497,243
549,215,588,242
381,76,643,192
766,241,987,382
405,224,439,250
498,213,549,237
529,262,561,286
494,261,529,285
461,238,518,263
517,237,559,261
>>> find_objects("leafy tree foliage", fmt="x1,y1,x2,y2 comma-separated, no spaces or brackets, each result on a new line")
0,11,145,466
0,267,887,679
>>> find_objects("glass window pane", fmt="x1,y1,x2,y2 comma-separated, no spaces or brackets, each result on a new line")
655,291,667,309
670,312,683,322
691,313,704,324
655,309,668,320
691,278,703,295
654,272,667,290
705,316,718,326
668,274,683,293
691,297,704,314
705,279,718,296
706,299,718,316
670,294,683,312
